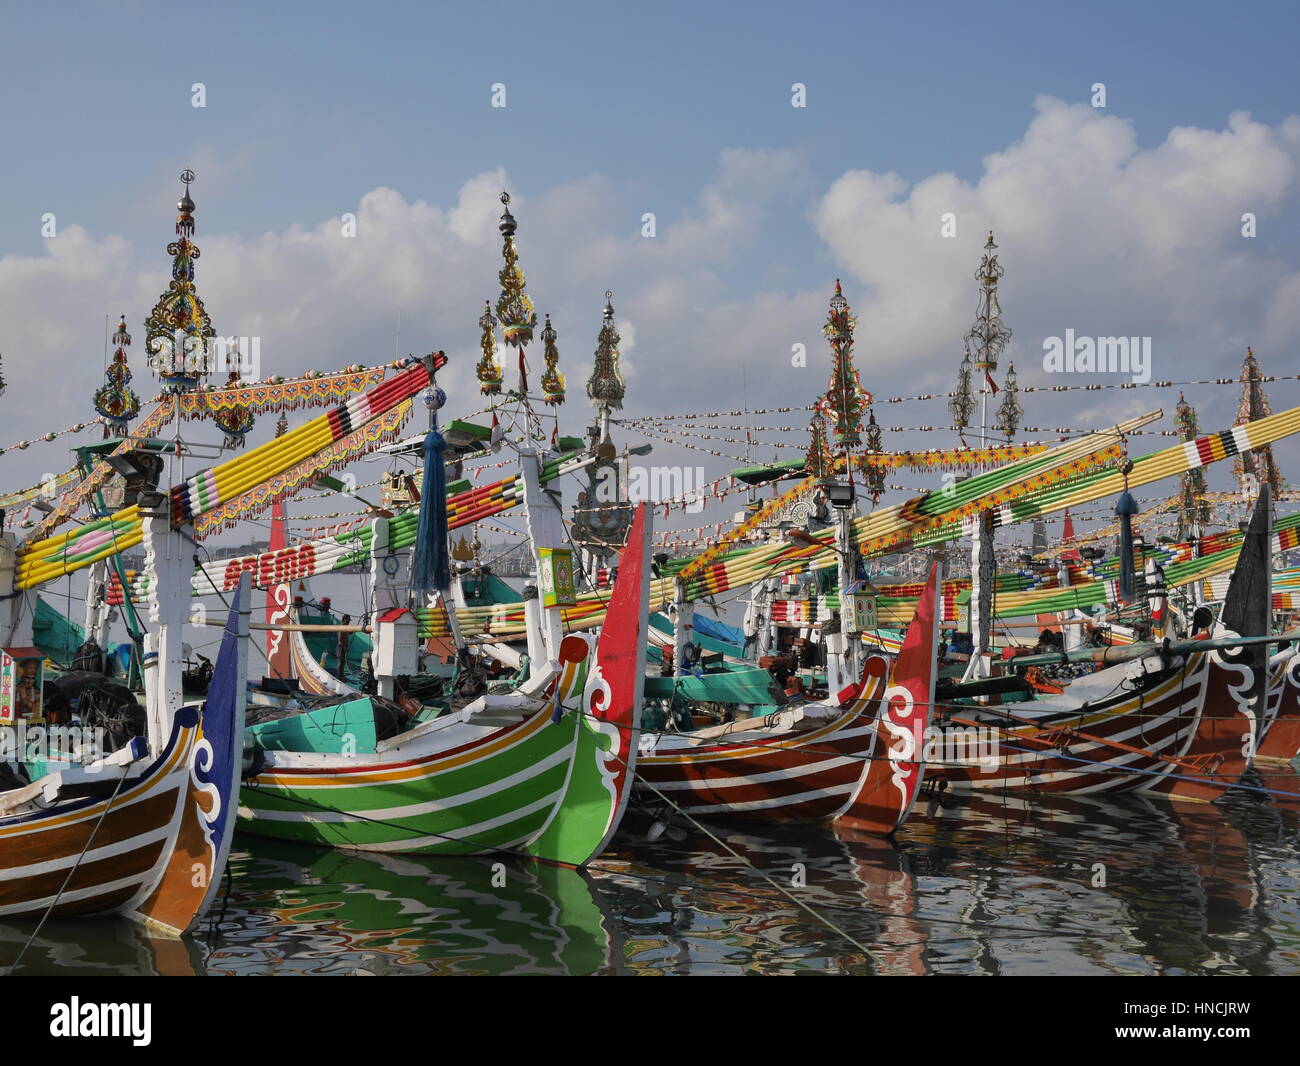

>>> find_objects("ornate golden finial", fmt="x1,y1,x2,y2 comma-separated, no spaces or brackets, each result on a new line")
476,300,503,395
539,313,565,406
495,192,537,350
145,169,214,392
93,314,140,437
818,279,869,451
587,290,625,412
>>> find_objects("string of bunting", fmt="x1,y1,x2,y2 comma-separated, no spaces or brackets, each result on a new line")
25,400,177,541
0,468,81,511
636,421,1176,448
172,366,388,419
0,419,103,457
618,372,1300,419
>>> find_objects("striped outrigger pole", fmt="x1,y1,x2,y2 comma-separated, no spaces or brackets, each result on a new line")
170,360,434,525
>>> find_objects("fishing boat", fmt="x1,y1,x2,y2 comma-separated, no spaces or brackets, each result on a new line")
236,501,652,865
634,561,941,832
924,640,1262,801
0,512,248,935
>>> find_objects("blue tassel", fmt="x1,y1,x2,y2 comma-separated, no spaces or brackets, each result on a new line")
1115,490,1139,603
410,392,450,593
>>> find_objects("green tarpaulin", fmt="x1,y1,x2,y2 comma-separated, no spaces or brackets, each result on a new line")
32,596,85,666
644,666,783,705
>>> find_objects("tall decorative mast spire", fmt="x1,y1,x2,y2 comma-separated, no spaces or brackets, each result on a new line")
961,232,1012,446
805,410,834,486
861,408,885,503
1234,347,1284,498
587,290,625,413
571,291,631,572
966,231,1012,383
495,192,538,391
818,279,870,453
1174,391,1211,539
145,170,214,392
93,315,140,438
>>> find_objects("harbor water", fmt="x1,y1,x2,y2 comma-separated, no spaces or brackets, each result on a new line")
5,784,1298,975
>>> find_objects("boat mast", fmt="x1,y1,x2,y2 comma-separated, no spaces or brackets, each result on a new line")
1234,348,1285,507
482,192,572,676
959,233,1012,682
819,280,869,686
572,290,631,581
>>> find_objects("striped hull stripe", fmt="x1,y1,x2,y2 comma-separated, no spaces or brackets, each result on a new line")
636,701,881,820
932,654,1252,798
238,706,580,854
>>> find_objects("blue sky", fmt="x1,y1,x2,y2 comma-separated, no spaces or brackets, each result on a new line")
5,1,1298,262
2,1,1299,541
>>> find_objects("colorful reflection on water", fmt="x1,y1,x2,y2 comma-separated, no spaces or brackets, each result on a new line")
4,784,1298,975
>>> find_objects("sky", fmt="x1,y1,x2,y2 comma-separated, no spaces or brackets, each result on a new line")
1,0,1299,547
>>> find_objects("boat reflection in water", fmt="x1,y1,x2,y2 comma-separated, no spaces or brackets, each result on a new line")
205,842,627,976
0,918,205,976
2,788,1295,975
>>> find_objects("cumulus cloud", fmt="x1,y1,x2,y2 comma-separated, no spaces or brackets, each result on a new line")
814,97,1300,493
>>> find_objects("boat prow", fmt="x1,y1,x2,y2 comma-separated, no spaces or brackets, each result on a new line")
0,575,249,937
834,559,942,834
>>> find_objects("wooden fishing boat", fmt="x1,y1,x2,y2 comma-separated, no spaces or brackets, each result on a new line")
634,561,941,833
0,527,248,935
924,642,1260,801
237,503,652,865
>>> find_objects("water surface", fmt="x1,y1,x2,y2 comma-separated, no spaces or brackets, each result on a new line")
5,780,1298,976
